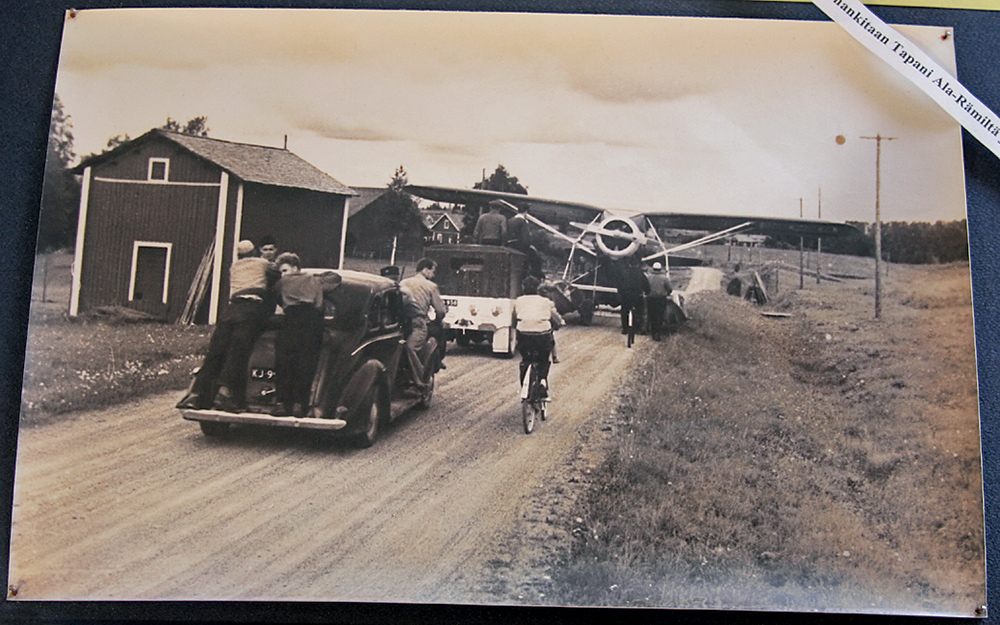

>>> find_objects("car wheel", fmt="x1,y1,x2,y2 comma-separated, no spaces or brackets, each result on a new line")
200,421,230,438
352,386,383,448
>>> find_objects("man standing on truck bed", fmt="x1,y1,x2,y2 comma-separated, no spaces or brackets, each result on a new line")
473,201,507,245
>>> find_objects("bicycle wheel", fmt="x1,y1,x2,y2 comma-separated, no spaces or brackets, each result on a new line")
522,399,537,434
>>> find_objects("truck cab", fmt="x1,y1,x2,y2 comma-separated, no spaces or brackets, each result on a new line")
424,244,526,356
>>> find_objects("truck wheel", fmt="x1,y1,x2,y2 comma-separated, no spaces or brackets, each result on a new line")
200,421,230,438
352,387,383,448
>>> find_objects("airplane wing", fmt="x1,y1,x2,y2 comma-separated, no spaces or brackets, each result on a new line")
407,185,860,239
642,212,860,239
405,185,607,225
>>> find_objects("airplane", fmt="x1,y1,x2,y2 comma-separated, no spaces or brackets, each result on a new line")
405,183,862,315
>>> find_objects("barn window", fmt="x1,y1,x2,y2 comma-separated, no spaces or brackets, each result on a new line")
443,220,450,230
147,158,170,181
129,241,172,304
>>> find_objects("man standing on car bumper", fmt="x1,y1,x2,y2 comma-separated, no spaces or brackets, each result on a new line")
400,258,448,353
177,239,277,412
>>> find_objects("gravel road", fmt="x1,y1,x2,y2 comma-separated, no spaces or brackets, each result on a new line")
9,321,639,602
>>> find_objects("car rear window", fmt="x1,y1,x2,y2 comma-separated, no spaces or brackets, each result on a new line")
324,283,369,331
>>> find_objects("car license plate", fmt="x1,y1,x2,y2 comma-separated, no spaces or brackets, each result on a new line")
250,367,275,380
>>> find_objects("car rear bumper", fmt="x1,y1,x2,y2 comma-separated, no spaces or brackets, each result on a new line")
180,409,348,431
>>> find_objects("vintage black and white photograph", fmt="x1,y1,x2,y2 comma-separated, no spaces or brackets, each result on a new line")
8,8,985,616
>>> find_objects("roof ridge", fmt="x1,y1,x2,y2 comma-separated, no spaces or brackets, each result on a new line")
156,128,288,152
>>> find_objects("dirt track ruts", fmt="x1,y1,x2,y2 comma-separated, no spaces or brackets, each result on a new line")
9,320,640,602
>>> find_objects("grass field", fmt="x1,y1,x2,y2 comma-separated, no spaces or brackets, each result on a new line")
20,252,211,426
543,256,984,615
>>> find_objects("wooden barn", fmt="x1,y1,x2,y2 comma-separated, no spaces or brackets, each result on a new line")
344,186,427,259
70,129,356,323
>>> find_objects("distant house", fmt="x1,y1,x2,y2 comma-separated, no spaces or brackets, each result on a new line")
345,187,428,258
70,128,356,323
423,211,465,245
732,234,768,247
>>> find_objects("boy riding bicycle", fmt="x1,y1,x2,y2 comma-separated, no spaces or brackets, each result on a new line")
513,276,563,397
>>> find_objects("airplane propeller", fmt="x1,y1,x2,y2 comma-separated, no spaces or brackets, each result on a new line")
569,216,647,259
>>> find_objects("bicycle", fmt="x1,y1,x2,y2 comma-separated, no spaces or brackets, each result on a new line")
519,359,549,434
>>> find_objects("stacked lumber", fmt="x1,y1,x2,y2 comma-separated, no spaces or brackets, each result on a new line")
178,242,214,324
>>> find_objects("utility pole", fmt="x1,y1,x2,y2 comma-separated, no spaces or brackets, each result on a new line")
799,197,804,289
861,134,895,319
816,186,822,285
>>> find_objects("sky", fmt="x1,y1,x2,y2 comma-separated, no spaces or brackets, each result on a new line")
54,9,968,224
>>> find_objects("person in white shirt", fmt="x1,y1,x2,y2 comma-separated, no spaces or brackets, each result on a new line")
513,276,563,396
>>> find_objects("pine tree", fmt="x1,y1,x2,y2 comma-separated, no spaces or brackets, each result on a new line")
37,94,80,251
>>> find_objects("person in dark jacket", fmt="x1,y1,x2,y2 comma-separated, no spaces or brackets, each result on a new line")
506,205,531,251
645,261,673,341
617,257,650,335
272,252,327,417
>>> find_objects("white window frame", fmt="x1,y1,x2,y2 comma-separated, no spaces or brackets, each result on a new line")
128,241,173,304
147,158,170,182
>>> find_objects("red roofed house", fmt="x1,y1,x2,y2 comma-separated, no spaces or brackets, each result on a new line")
70,129,357,323
423,211,465,245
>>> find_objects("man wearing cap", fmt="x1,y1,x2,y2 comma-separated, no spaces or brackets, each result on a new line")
473,201,507,246
646,261,673,341
177,240,278,412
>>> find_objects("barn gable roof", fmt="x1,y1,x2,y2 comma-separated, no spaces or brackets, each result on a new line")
348,187,389,217
78,129,356,196
425,211,465,231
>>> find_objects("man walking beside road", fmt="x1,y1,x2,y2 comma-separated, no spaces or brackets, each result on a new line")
617,257,650,336
646,261,672,341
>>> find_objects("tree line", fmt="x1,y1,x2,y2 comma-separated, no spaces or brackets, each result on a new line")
772,219,969,264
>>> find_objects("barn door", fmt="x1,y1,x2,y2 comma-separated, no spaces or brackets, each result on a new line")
128,241,172,318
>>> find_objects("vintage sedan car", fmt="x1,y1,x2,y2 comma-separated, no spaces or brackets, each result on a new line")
179,269,438,447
